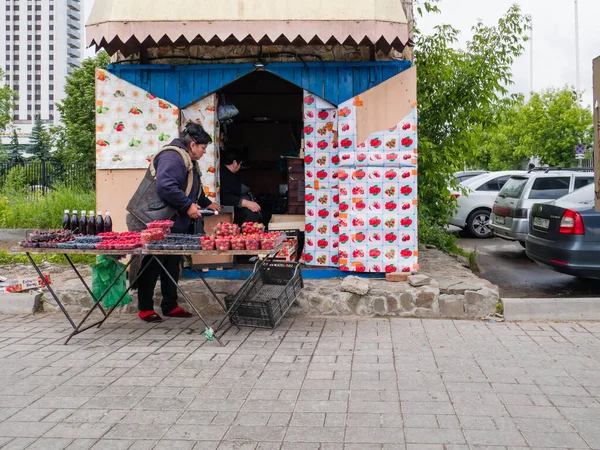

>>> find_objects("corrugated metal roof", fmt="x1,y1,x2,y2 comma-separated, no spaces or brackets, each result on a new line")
86,0,410,56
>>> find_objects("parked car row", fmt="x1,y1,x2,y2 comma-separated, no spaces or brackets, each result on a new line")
452,168,597,278
526,183,599,279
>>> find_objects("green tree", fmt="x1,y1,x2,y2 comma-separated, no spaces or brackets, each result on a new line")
53,51,111,163
512,88,592,167
4,129,25,163
415,3,531,227
29,115,52,160
0,69,18,133
473,88,593,170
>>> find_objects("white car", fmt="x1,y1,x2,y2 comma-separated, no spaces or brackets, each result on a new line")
450,171,527,238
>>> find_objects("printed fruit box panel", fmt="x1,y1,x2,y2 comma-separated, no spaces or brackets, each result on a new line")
95,68,180,170
336,108,418,168
303,89,339,268
181,94,220,201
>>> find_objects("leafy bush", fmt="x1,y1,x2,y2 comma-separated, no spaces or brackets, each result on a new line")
2,166,29,194
0,183,95,229
419,217,460,254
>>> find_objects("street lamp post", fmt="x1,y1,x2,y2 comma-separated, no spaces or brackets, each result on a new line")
574,0,581,97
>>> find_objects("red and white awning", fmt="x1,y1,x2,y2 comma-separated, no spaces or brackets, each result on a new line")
86,0,411,56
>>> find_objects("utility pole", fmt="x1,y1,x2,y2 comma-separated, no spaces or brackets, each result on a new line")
529,22,534,95
574,0,581,97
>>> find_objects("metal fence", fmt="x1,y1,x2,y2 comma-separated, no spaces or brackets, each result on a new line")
0,161,95,192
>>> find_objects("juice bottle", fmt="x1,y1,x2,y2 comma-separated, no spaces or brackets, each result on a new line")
96,211,104,234
87,210,96,235
80,210,88,236
104,211,113,233
70,210,79,233
62,210,71,231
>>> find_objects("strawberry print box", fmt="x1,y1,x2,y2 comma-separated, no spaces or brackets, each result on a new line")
349,214,367,230
352,168,368,182
338,120,355,137
399,199,418,215
367,167,384,182
352,199,368,214
315,190,332,208
338,183,351,199
349,183,367,197
304,153,317,167
350,246,368,262
315,153,329,168
304,221,317,235
305,190,317,207
383,246,399,264
366,246,384,262
400,230,417,246
368,152,385,165
399,150,417,166
382,183,399,199
351,231,367,245
316,220,331,236
399,183,417,199
367,230,384,245
382,214,400,231
400,168,418,184
399,134,417,150
338,151,355,166
314,251,332,266
366,214,384,230
304,124,317,139
396,118,416,135
304,236,317,252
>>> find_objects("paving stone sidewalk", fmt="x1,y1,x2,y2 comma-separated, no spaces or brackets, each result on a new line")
0,314,599,449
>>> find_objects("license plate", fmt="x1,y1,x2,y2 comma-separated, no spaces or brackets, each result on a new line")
495,216,505,225
533,217,550,229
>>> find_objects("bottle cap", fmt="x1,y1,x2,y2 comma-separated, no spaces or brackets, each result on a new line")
105,211,111,216
72,210,78,214
89,210,94,216
64,209,69,213
81,210,86,214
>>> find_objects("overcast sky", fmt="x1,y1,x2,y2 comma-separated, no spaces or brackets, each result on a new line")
83,0,599,106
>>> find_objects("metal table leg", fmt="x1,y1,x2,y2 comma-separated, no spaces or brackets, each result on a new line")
63,256,135,344
64,254,107,318
26,252,76,329
152,256,224,347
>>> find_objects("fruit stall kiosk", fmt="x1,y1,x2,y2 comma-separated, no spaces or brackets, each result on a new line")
86,0,418,276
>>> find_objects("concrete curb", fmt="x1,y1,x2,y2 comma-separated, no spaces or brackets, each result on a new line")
503,297,600,321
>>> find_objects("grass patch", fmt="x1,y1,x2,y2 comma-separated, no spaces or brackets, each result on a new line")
419,218,479,272
0,250,96,266
495,301,504,315
0,183,96,230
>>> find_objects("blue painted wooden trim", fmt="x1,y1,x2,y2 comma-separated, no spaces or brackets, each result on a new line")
107,60,412,108
182,268,386,280
107,61,412,71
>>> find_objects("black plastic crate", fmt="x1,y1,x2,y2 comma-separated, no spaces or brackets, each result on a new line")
224,261,303,329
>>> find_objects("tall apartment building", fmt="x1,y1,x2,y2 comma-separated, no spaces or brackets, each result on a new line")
0,0,83,142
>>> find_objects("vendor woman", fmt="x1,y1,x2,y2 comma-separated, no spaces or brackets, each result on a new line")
126,123,221,323
220,147,263,226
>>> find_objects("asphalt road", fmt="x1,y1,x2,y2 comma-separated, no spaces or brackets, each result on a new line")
457,234,600,298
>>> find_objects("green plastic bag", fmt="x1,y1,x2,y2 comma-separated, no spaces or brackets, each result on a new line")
92,255,132,308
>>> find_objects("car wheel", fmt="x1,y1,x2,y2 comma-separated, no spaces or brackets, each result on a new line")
467,208,492,238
